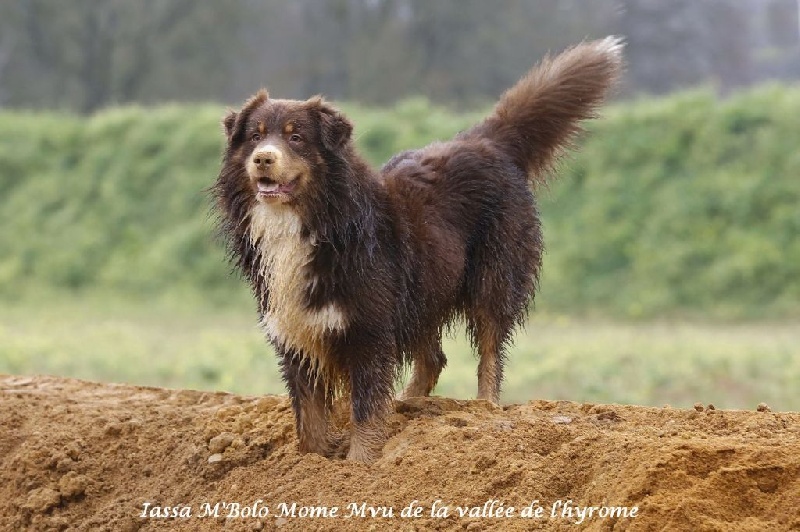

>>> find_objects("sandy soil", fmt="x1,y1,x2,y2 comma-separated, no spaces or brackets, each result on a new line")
1,374,798,531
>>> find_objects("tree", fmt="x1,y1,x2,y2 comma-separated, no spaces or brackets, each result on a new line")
618,0,752,94
0,0,246,113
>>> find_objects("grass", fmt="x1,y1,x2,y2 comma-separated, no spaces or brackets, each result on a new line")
1,295,797,412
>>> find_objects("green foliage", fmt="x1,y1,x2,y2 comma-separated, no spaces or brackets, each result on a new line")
1,86,799,318
0,105,233,301
341,98,485,165
540,85,800,318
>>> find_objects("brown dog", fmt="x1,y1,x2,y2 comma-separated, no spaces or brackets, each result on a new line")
213,38,623,462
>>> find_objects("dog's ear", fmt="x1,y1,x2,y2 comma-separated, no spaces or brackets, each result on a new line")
308,96,352,151
223,90,270,143
222,110,237,140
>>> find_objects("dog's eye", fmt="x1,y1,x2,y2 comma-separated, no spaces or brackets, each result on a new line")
289,134,302,143
250,133,262,143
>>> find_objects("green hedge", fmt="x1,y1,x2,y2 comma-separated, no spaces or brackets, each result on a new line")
1,86,798,318
541,86,800,318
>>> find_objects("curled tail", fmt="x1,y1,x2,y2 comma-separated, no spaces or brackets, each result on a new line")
463,36,624,185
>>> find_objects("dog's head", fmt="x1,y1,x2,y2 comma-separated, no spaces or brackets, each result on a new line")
220,90,352,206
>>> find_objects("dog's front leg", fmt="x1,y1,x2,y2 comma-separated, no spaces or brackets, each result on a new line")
346,346,395,462
278,349,336,457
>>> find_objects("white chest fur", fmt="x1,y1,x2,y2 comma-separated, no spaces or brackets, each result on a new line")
248,204,347,368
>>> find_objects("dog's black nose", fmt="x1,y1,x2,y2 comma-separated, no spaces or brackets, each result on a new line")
252,146,282,167
253,153,274,166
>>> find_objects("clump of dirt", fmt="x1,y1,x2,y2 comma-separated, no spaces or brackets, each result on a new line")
2,374,798,531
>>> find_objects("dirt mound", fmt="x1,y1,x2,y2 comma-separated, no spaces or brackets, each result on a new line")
2,375,798,531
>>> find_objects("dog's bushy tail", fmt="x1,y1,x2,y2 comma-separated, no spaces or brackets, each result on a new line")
464,36,624,186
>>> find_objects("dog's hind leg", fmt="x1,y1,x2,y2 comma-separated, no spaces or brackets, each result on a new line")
399,335,447,399
475,319,506,403
466,209,540,404
468,307,516,404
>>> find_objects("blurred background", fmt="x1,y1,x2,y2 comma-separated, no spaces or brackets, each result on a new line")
1,0,798,409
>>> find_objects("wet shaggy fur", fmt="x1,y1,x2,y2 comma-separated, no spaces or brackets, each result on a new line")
213,37,624,462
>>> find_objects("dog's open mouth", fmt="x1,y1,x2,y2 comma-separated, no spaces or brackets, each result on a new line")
255,176,299,200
